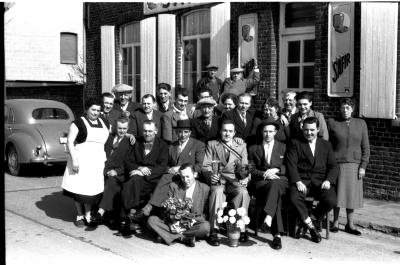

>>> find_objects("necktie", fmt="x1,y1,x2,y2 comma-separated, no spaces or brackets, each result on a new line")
241,113,247,126
265,144,270,164
203,118,212,129
111,137,120,155
144,142,153,155
177,145,183,156
224,147,230,161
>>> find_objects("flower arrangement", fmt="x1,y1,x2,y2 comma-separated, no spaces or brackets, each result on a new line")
216,202,250,230
161,196,196,234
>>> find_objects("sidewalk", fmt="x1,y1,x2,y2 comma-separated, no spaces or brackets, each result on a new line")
337,198,400,237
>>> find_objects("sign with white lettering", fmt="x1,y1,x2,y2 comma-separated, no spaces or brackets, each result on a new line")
144,2,203,15
328,3,354,97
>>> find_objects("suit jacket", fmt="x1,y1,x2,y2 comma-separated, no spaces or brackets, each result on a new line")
103,135,132,176
222,109,257,142
202,139,248,185
168,138,206,173
125,136,169,182
100,108,122,132
327,117,370,169
195,76,223,102
286,138,339,186
191,115,220,143
113,101,142,117
167,180,210,219
156,99,173,113
130,109,162,137
289,110,329,141
161,108,192,143
253,114,288,143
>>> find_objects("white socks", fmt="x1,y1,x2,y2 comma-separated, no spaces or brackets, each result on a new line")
264,215,272,227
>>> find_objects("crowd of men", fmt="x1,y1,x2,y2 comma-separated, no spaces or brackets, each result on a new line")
89,64,338,250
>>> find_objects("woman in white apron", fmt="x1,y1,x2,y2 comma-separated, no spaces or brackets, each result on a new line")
62,98,110,227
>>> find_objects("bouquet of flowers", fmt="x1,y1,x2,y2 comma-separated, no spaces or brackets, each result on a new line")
161,196,196,234
216,202,250,230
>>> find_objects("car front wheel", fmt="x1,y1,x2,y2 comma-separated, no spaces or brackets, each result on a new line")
7,145,22,176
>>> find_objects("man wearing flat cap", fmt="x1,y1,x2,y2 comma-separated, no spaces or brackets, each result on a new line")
248,120,288,250
196,64,223,102
112,84,142,119
191,97,221,143
221,58,260,96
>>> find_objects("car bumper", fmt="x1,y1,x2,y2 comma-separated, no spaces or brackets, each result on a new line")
30,156,67,164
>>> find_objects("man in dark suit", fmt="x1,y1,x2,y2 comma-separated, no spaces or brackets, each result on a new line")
91,117,132,225
112,83,142,118
131,119,206,222
130,94,162,137
147,163,210,247
195,64,223,102
191,97,221,143
100,92,121,131
122,120,169,234
222,93,257,144
248,120,288,250
287,117,339,243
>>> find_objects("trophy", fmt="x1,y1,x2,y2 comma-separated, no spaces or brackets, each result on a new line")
211,160,221,185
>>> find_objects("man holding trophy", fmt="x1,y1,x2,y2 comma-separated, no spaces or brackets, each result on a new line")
202,120,250,246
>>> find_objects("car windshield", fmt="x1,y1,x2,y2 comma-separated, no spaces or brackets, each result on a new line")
32,108,70,120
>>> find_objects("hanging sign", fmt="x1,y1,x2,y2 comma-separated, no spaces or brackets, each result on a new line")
328,2,354,97
144,2,203,15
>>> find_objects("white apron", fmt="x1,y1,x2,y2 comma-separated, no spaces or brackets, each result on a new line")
62,117,109,196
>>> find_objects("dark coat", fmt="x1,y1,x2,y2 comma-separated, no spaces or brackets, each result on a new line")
289,110,329,141
168,138,206,173
130,109,163,137
222,109,257,143
191,115,220,143
100,108,122,131
286,138,339,186
103,135,132,176
195,76,223,102
113,101,142,117
125,136,169,183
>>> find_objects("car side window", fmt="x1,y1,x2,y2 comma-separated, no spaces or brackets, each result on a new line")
32,108,70,120
4,105,8,122
8,108,15,124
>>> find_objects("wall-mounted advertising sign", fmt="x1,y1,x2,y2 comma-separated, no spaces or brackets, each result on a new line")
144,2,203,15
328,2,354,97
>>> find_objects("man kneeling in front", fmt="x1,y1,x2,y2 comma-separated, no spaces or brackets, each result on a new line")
147,163,210,247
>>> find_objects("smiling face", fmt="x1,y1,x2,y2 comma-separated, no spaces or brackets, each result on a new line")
283,93,296,111
220,123,235,143
102,96,114,113
177,128,191,143
175,94,189,111
297,98,312,115
86,104,101,121
143,123,157,143
116,121,129,138
200,104,213,118
231,71,242,81
117,91,132,106
223,98,236,112
158,88,170,103
302,122,319,142
180,167,197,189
263,104,278,119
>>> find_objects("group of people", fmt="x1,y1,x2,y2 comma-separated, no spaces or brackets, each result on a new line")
61,62,370,250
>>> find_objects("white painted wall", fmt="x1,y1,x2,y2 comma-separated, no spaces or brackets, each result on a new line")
5,1,84,82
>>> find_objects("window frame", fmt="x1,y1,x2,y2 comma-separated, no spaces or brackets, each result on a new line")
60,32,78,64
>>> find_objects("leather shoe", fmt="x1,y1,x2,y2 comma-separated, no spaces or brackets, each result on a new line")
91,212,103,225
309,228,322,243
271,236,282,250
345,225,361,236
119,217,132,237
239,231,249,243
74,219,86,228
295,224,307,239
207,231,220,246
182,236,195,247
330,226,339,233
130,211,146,223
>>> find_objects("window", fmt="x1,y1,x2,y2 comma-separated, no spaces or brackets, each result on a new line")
182,9,210,102
32,108,70,120
120,23,141,102
60,33,78,64
279,3,315,96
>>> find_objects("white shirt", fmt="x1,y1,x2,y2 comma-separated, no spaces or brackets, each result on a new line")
263,140,274,164
146,111,153,120
121,103,128,112
185,182,196,199
178,138,190,155
309,138,317,156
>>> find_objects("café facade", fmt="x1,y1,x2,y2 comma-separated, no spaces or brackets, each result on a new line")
84,2,400,201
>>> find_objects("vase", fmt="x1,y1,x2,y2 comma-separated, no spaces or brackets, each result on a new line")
226,225,241,247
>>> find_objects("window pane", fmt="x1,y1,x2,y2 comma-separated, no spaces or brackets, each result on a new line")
32,108,69,120
287,67,299,88
201,38,210,77
303,66,314,88
135,46,141,101
122,23,140,44
60,33,77,64
183,73,197,103
304,39,315,62
184,40,197,72
285,3,315,28
183,10,210,36
288,41,300,63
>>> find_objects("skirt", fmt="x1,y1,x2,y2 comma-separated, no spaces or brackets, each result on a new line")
336,163,363,209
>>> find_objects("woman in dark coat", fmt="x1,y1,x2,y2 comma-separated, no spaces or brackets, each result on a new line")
327,98,370,235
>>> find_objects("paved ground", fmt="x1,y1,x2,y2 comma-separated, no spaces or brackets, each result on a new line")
5,171,400,265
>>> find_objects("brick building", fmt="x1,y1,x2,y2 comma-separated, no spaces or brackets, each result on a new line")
4,2,85,116
84,2,400,201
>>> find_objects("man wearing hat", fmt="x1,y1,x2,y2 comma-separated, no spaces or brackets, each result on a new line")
112,83,142,118
191,97,221,143
248,120,288,250
221,58,260,96
196,64,223,102
130,119,206,223
156,83,173,113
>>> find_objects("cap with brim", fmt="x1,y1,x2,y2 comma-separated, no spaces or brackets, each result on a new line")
197,97,217,106
206,64,218,70
230,67,244,73
113,84,133,93
259,119,280,130
173,119,192,129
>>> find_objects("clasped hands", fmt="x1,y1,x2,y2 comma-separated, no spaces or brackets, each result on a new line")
263,168,280,180
296,180,331,195
129,166,152,177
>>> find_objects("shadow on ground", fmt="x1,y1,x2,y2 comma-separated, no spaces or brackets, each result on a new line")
36,191,75,222
4,161,66,177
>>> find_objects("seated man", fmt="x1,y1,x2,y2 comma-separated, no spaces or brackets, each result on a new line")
287,117,339,243
130,94,162,137
131,119,205,222
202,120,250,246
147,163,210,247
122,120,169,234
91,118,132,226
248,120,288,250
190,87,222,119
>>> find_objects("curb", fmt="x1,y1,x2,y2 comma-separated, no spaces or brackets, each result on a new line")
338,216,400,237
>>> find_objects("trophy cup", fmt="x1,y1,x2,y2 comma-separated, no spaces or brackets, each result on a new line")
211,160,221,185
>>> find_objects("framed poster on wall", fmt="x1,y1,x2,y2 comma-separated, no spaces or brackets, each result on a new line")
238,13,258,69
328,2,354,97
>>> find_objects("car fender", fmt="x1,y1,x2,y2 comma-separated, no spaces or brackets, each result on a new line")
5,132,44,164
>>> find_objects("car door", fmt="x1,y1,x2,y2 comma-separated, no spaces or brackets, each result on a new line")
4,104,14,140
